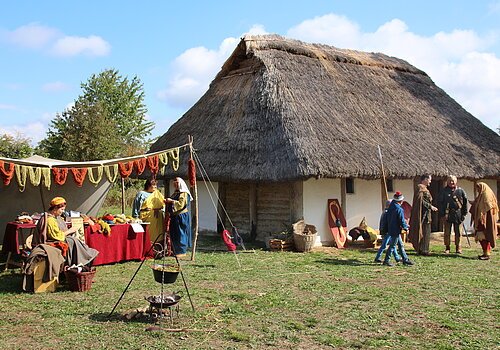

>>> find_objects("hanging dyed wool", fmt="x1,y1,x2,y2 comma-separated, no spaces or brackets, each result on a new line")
71,168,88,187
0,160,15,185
134,158,147,175
28,166,42,187
158,152,168,167
168,147,180,171
52,168,69,185
87,166,104,186
147,155,159,174
41,168,51,190
14,164,28,192
104,164,119,183
118,161,134,178
188,159,196,187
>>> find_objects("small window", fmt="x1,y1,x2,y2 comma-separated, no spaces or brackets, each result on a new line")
346,177,354,194
386,179,394,193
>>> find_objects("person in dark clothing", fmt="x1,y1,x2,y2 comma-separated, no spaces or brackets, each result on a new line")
437,175,468,254
409,174,438,255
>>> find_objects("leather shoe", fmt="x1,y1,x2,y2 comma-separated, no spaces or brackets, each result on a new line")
374,258,382,263
383,261,394,267
478,255,490,260
403,259,414,266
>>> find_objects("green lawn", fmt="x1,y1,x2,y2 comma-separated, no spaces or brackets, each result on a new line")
0,236,498,350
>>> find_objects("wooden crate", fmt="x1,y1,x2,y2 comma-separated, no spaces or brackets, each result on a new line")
269,238,294,252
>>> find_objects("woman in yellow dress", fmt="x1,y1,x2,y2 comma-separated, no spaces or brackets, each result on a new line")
132,179,165,243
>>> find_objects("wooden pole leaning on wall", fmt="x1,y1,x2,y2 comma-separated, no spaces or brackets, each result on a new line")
188,135,200,261
378,145,389,210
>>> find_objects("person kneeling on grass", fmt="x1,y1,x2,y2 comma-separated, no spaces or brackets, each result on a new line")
381,192,414,267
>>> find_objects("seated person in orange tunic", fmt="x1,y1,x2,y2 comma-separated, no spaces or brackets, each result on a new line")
46,197,98,267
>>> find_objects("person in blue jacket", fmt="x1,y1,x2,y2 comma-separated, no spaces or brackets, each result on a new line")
382,191,414,266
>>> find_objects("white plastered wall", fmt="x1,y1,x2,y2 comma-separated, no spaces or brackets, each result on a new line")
197,181,218,231
302,178,411,244
303,178,341,244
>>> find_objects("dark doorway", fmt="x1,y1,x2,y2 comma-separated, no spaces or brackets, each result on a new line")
429,176,446,232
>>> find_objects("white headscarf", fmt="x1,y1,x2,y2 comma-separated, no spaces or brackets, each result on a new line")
176,177,192,201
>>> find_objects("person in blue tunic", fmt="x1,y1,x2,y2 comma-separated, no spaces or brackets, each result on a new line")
165,177,192,257
382,191,414,267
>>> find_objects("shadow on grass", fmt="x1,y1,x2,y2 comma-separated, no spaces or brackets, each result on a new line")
0,271,23,293
316,257,371,266
90,311,176,327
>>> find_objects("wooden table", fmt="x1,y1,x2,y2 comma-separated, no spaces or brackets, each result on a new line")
84,223,153,266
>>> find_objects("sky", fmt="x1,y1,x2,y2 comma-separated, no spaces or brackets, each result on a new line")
1,0,499,147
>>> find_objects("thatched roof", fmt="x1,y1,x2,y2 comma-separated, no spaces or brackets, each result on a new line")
151,34,500,182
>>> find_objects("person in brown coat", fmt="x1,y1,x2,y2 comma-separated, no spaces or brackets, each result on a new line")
470,182,498,260
409,174,438,255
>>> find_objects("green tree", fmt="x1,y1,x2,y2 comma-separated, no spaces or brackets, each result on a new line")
0,133,33,158
38,68,154,161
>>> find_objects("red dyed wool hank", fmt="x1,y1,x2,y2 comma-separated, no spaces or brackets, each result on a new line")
52,168,69,185
147,155,159,175
188,159,196,188
134,158,147,175
118,161,134,178
70,168,88,187
0,160,15,185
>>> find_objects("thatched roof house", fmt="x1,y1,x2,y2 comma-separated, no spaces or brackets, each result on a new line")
151,34,500,242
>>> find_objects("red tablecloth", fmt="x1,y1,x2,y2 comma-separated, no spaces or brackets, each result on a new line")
84,223,153,266
2,222,37,254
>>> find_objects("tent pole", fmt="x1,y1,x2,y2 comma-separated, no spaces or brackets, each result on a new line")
189,135,199,261
121,177,125,214
38,182,46,212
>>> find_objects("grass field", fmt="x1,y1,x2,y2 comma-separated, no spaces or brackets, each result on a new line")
0,235,498,350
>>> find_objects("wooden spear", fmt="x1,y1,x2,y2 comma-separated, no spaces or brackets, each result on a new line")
378,145,389,209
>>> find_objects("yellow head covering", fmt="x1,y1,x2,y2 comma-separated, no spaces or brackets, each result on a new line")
50,197,66,207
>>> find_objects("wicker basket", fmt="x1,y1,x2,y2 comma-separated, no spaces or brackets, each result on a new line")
293,233,317,252
292,220,317,252
65,268,96,292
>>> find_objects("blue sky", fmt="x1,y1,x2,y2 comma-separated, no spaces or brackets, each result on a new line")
1,0,499,147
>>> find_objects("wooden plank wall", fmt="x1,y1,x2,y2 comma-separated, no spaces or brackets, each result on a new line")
224,183,251,234
256,183,292,237
223,182,293,239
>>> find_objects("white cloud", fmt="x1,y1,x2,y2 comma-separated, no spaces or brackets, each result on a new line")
42,81,71,92
1,23,58,49
1,23,111,57
51,35,111,57
0,104,17,110
287,13,361,48
158,37,239,108
158,25,269,108
0,121,46,146
246,24,268,35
